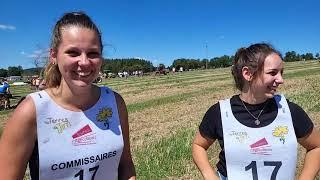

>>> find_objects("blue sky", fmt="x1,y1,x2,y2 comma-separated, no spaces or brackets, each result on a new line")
1,0,319,69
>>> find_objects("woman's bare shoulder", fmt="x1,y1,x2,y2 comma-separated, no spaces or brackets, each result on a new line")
8,96,37,127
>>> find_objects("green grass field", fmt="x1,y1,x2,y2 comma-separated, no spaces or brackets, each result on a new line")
1,60,320,179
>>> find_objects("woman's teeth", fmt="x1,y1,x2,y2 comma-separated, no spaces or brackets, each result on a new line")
77,72,91,77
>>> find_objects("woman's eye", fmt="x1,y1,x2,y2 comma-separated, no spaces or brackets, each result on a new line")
66,50,80,57
87,52,101,58
269,71,277,76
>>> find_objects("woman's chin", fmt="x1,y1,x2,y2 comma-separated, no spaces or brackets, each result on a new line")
70,79,93,87
265,92,276,98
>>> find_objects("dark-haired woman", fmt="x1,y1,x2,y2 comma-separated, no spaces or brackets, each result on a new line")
192,43,320,180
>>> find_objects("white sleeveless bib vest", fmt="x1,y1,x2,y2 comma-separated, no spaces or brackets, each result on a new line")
220,94,297,180
29,87,124,180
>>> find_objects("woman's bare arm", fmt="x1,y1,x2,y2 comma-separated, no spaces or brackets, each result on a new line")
0,96,37,179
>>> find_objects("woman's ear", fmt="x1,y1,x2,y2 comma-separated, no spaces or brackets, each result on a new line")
242,66,253,82
49,48,57,64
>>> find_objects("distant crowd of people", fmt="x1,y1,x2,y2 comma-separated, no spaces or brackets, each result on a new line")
30,77,46,91
117,70,143,78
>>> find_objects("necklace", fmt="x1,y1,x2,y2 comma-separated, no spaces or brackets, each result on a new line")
240,98,269,125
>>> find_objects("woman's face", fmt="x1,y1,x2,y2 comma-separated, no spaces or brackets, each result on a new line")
251,53,284,100
52,26,102,87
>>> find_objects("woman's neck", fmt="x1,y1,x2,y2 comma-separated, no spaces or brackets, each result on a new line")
48,81,100,111
239,92,268,105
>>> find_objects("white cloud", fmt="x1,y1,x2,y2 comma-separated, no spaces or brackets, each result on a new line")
152,59,158,64
21,49,48,59
0,24,16,30
27,54,38,58
218,35,225,39
33,50,44,54
133,56,145,60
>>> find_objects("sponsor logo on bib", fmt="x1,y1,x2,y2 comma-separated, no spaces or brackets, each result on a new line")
45,117,71,134
272,126,288,144
250,138,272,155
229,131,249,143
96,107,113,129
72,125,96,146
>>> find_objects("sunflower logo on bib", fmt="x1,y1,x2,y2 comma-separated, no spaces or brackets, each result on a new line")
96,107,113,129
272,126,288,144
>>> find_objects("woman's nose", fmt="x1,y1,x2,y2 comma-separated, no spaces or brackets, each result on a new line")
276,73,284,84
78,54,90,66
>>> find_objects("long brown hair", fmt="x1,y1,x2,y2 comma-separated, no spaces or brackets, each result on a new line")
231,43,282,91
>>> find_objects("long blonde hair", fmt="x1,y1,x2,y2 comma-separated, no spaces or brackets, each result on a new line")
44,11,103,88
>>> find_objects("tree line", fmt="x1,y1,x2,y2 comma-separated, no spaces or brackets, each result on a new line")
284,51,319,62
172,55,234,70
173,51,319,70
102,58,154,73
1,51,319,77
0,66,24,77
